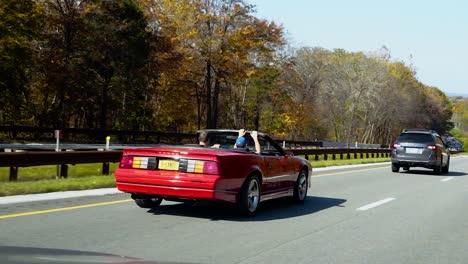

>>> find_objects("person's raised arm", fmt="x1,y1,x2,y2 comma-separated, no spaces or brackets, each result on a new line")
251,131,261,154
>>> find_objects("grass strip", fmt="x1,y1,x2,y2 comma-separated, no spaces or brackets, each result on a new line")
0,163,119,182
311,157,390,168
0,176,116,197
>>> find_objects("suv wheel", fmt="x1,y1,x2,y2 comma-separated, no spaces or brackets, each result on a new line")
391,163,400,173
442,158,450,174
433,158,442,175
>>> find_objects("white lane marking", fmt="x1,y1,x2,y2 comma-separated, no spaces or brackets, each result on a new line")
357,197,396,211
441,177,454,182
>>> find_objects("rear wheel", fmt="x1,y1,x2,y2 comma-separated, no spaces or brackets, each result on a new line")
238,175,261,217
442,157,450,174
134,197,163,208
292,169,308,203
391,163,400,173
433,158,442,175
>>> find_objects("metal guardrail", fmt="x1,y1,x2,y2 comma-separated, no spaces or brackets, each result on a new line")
0,150,123,181
0,148,390,182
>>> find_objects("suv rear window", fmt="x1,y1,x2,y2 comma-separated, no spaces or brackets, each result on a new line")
397,133,434,143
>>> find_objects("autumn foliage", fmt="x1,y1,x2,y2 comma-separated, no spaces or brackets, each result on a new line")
0,0,456,144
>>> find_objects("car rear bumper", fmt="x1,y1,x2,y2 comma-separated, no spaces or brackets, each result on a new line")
392,158,438,168
116,182,237,203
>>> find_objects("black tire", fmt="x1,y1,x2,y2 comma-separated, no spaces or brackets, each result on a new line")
134,197,163,208
238,175,261,217
442,157,450,174
292,169,308,203
391,163,400,173
433,158,442,175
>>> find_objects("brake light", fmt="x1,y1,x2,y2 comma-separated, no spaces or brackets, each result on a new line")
119,155,134,168
427,145,437,151
391,142,401,149
203,161,219,175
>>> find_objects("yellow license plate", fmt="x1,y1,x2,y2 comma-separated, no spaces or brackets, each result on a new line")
158,159,179,171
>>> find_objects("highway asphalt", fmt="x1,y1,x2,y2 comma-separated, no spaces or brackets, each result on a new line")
0,157,467,264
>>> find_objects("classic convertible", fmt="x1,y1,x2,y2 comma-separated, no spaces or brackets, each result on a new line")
114,129,312,216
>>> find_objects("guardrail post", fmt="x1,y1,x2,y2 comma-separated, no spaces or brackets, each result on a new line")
324,154,328,160
60,164,68,178
340,153,343,160
315,154,319,161
354,153,357,159
9,167,18,181
332,154,335,160
102,162,110,175
347,153,351,159
305,154,309,160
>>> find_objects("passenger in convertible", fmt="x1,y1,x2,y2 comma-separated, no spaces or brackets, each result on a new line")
234,129,261,154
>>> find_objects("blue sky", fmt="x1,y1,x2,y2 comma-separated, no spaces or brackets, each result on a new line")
250,0,468,96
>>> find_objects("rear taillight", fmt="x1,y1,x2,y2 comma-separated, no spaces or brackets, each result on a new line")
181,159,219,175
391,142,401,149
203,161,219,175
119,155,134,168
119,156,220,174
427,145,437,151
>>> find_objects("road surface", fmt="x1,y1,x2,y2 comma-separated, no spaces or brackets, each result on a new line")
1,157,467,263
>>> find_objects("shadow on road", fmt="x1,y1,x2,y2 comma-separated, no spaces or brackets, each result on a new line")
147,196,347,222
400,170,467,177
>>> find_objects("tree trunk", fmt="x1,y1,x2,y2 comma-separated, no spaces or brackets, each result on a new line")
99,79,110,129
205,60,213,128
212,79,220,128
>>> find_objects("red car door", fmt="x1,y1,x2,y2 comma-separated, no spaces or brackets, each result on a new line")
259,136,296,192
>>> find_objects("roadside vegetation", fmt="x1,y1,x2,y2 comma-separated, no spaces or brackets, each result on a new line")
450,98,468,150
0,163,119,196
0,0,454,146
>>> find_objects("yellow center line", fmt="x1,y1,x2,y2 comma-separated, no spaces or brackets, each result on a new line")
0,199,132,220
312,166,387,177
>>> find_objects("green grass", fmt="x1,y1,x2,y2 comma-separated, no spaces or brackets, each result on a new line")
311,157,390,168
0,163,120,197
299,154,390,168
0,176,116,197
0,163,119,182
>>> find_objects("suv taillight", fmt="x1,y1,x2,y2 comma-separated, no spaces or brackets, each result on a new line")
391,142,401,149
119,155,134,168
427,145,437,151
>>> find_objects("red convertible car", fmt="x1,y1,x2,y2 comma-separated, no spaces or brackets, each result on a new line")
114,130,312,216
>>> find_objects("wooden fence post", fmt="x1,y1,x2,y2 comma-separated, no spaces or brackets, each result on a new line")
60,164,68,178
9,167,18,181
102,162,110,175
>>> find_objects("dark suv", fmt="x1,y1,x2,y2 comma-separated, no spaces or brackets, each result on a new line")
391,129,450,174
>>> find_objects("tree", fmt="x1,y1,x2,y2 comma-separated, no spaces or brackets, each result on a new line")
0,0,44,125
144,0,284,129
